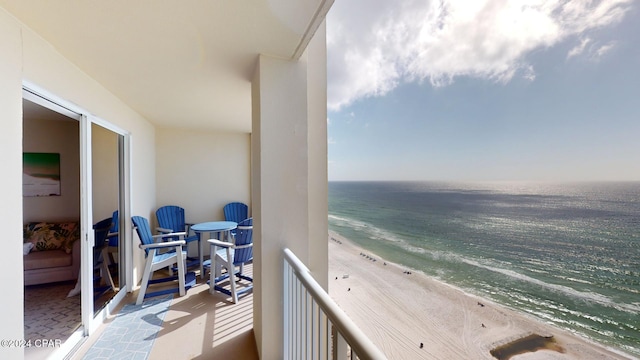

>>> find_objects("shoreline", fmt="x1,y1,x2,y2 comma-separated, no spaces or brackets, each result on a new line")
327,230,634,360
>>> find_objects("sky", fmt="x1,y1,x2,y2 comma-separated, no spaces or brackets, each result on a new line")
326,0,640,182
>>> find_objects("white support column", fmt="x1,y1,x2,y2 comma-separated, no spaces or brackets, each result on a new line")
306,22,329,290
252,21,328,359
252,53,310,359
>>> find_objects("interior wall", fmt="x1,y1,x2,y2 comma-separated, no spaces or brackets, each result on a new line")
22,116,80,222
155,127,251,224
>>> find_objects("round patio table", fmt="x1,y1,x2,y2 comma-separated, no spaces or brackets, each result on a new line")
191,221,237,279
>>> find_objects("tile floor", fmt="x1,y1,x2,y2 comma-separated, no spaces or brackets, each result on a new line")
24,279,118,360
72,266,257,360
80,295,172,360
24,280,81,342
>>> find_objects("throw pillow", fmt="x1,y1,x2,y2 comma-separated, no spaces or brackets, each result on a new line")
25,223,64,252
58,222,80,253
24,222,80,253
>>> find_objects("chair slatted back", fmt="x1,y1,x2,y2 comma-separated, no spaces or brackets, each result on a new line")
233,218,253,266
223,202,249,223
93,217,113,251
108,210,119,247
156,205,186,232
132,216,154,256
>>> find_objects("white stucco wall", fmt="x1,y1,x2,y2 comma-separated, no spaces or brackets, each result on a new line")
0,8,27,360
155,127,251,224
306,22,329,289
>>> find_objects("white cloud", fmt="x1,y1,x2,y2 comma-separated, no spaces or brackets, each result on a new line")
567,37,592,59
327,0,632,111
567,38,617,61
522,65,536,81
595,42,616,58
567,38,616,61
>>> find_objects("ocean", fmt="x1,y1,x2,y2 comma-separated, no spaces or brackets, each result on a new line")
328,181,640,358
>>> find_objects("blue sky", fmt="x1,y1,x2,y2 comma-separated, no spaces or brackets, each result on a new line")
326,0,639,182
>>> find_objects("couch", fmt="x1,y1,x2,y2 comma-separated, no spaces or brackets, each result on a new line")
23,221,81,286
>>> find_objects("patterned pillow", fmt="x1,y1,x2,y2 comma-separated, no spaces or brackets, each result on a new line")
24,222,80,254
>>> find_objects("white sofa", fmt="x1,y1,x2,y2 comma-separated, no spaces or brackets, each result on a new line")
23,222,81,286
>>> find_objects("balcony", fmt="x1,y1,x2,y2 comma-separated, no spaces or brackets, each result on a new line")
67,248,383,359
71,266,259,359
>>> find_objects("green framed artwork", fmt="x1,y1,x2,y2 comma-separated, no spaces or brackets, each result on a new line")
23,152,61,197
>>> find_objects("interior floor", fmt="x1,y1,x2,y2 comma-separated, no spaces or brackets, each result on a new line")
24,270,119,360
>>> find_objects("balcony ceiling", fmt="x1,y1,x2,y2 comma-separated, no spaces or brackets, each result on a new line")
1,0,330,133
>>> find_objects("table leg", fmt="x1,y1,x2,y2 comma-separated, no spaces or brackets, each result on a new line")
209,242,215,294
199,231,210,280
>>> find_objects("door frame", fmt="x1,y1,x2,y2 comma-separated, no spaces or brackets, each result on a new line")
22,80,132,355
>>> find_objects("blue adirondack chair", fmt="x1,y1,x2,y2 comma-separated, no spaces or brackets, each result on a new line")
102,210,119,271
67,217,115,299
223,202,249,237
156,205,200,269
93,217,115,298
207,217,253,303
132,216,195,305
223,202,249,223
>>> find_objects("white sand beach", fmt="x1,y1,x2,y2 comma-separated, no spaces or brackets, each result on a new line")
328,231,633,360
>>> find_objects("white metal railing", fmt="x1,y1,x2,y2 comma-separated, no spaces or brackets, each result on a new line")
283,248,387,360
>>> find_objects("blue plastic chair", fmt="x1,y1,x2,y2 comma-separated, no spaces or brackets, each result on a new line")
93,217,115,297
108,210,119,247
156,205,200,269
102,210,119,271
223,202,248,237
207,218,253,303
223,202,249,223
132,216,195,305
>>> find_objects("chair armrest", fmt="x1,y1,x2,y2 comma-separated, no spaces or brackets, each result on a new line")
208,239,233,248
156,227,173,234
151,231,186,244
140,240,186,250
152,231,186,239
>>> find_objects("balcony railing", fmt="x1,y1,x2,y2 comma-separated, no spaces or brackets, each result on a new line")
283,248,387,360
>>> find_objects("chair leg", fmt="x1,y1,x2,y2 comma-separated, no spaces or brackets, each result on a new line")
136,249,156,305
101,248,116,291
209,245,217,295
177,248,187,297
226,248,238,304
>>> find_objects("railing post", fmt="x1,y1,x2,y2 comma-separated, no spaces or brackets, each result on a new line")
336,332,349,360
331,323,338,360
283,248,387,360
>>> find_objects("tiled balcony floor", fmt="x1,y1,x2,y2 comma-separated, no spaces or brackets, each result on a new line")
72,267,257,360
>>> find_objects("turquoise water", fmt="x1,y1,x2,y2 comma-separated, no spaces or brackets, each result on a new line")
328,181,640,357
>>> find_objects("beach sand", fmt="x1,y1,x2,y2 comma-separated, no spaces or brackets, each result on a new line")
328,231,633,360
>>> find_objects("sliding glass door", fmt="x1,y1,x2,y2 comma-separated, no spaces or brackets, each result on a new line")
22,84,131,353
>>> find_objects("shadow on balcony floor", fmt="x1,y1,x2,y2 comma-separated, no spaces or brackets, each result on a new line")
73,267,257,360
